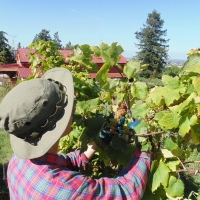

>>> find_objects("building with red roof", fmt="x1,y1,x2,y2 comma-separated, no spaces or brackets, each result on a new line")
0,48,127,85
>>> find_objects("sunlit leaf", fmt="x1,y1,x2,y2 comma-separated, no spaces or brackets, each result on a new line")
123,59,141,79
159,113,181,129
193,76,200,95
131,81,147,100
191,124,200,145
152,161,171,192
163,137,183,157
165,175,184,198
179,116,191,136
166,161,180,171
131,103,149,118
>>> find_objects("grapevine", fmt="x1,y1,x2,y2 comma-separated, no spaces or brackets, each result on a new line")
27,41,200,199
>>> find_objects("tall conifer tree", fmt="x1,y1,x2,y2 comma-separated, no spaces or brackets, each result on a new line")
0,31,15,64
135,10,169,78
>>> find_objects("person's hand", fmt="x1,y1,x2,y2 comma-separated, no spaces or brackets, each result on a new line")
95,113,114,150
127,119,141,149
127,118,140,130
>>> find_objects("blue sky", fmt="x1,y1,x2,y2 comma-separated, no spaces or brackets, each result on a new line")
1,0,200,60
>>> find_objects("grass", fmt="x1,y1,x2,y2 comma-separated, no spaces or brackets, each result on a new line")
0,129,12,200
0,129,13,165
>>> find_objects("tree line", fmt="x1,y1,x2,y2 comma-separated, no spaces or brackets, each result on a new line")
0,10,180,79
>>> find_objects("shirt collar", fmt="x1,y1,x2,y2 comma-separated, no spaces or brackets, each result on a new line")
31,153,66,167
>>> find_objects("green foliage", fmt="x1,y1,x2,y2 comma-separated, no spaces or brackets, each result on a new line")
53,31,62,49
0,31,15,64
26,41,200,199
0,129,13,164
32,29,52,43
0,83,12,102
163,65,182,77
28,40,65,75
135,10,169,79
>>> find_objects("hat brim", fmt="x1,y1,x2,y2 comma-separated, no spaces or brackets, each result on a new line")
10,68,74,159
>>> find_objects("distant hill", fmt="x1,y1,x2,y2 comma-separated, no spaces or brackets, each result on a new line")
125,57,186,67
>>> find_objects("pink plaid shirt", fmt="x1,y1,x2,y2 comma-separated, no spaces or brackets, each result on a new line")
7,149,150,200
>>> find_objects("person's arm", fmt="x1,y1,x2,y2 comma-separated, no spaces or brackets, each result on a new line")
63,149,151,200
64,142,98,171
83,141,99,161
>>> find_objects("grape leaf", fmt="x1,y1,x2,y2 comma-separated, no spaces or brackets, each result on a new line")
185,62,200,74
123,59,141,79
154,111,165,121
162,75,180,89
193,76,200,95
76,98,99,114
147,87,165,105
163,89,181,106
166,161,180,172
96,63,110,87
131,103,149,118
161,149,175,158
179,116,191,136
191,124,200,145
163,138,183,157
131,81,148,100
152,161,171,192
159,113,181,129
182,54,200,72
165,175,184,198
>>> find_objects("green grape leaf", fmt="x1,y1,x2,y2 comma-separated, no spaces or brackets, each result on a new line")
190,115,198,126
163,137,183,157
193,76,200,95
152,161,171,192
182,54,200,72
123,59,141,79
96,63,110,87
140,141,152,152
173,92,197,114
147,87,166,105
179,116,191,136
131,103,149,119
84,117,105,130
76,98,99,114
90,46,100,57
159,113,181,129
106,78,119,90
70,128,81,139
161,149,175,158
185,62,200,74
154,111,165,121
116,92,125,102
191,124,200,145
163,89,181,106
131,81,147,100
166,161,180,172
162,75,180,89
165,175,184,198
111,135,128,152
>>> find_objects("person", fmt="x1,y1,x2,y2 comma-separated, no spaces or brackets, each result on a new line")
0,67,151,200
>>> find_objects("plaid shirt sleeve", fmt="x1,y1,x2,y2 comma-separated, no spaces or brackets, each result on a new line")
61,149,89,171
7,149,150,200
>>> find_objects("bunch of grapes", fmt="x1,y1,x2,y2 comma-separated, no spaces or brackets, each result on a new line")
110,102,127,132
114,102,127,121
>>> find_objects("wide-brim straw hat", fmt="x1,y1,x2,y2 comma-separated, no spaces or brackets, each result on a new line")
0,67,74,159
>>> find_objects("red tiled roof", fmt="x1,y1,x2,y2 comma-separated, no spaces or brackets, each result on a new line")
18,68,41,79
16,48,31,63
0,63,22,72
0,63,22,68
16,49,127,64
